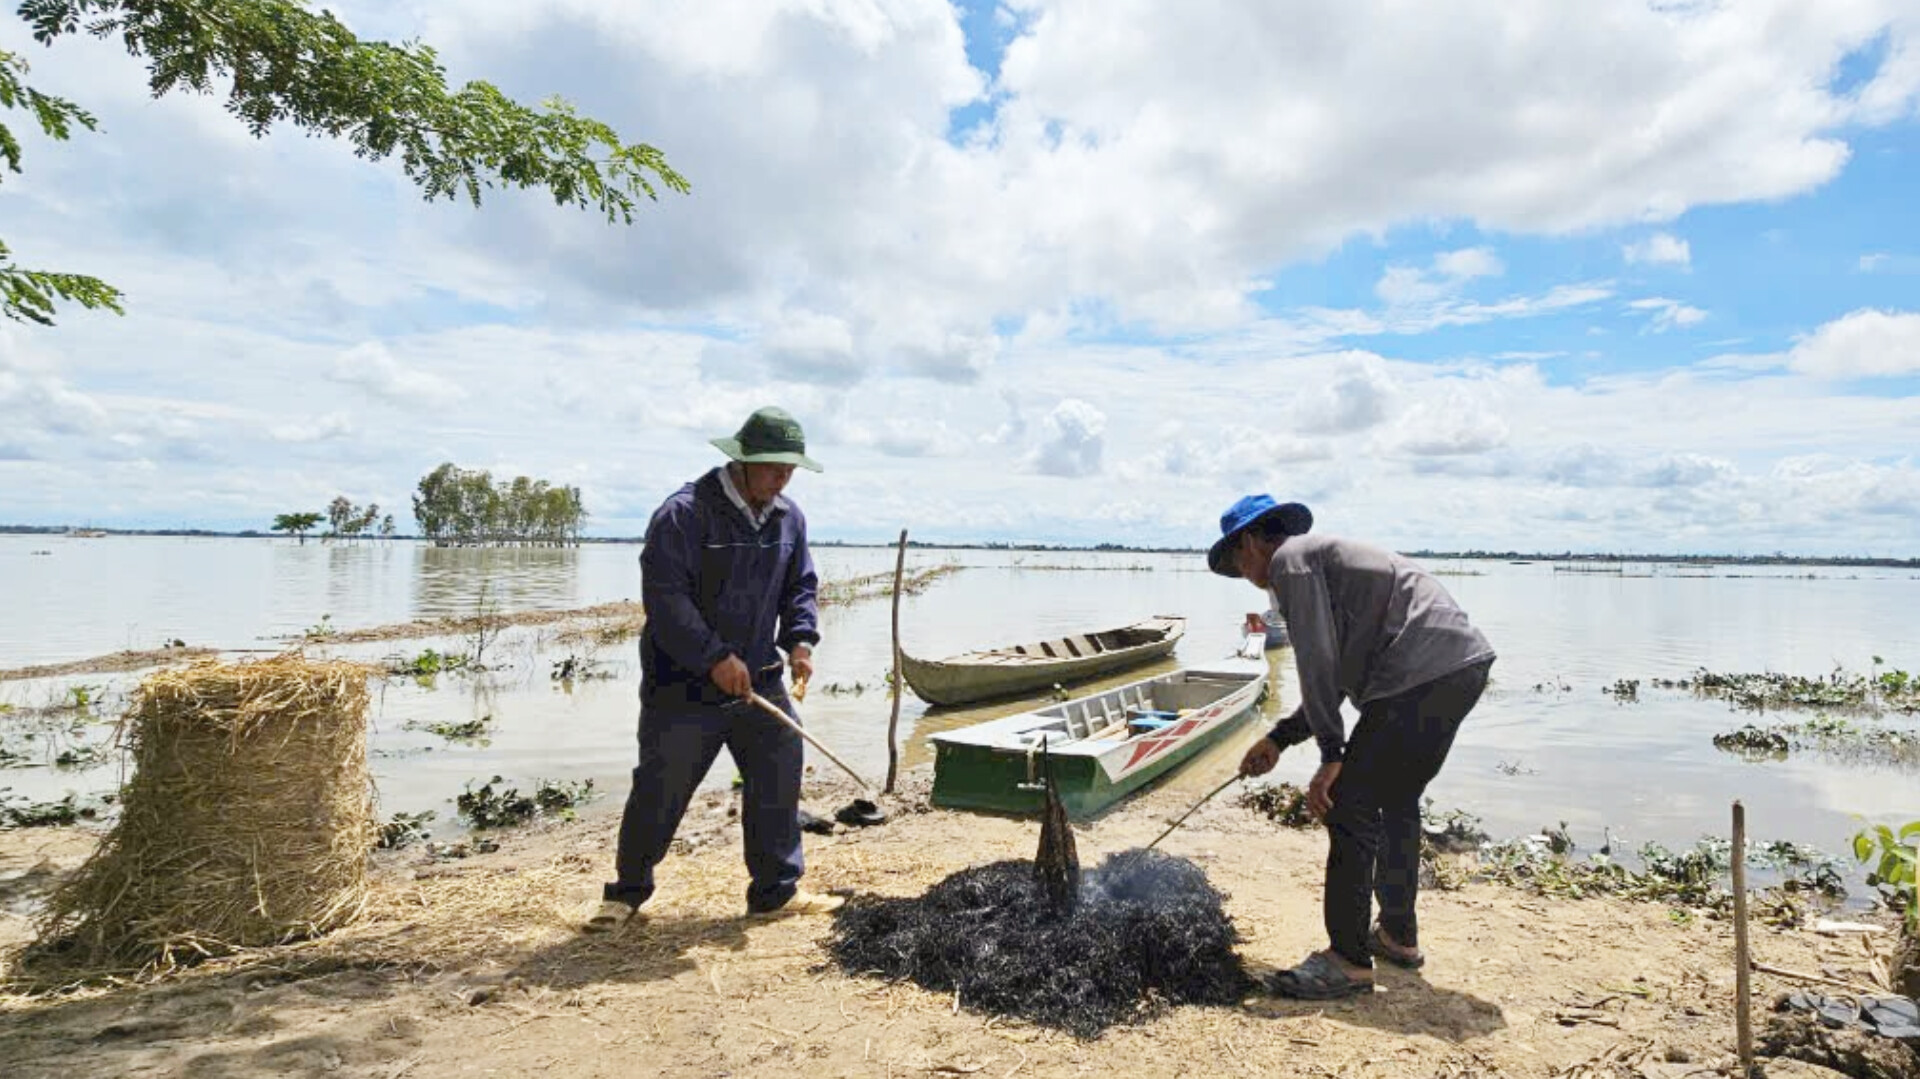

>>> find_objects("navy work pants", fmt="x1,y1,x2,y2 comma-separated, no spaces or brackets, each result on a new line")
603,693,804,913
1323,660,1492,969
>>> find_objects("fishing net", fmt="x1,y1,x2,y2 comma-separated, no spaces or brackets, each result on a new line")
30,655,376,974
827,850,1251,1038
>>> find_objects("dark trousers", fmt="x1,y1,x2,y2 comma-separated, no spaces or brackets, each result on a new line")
1323,660,1491,969
603,693,804,913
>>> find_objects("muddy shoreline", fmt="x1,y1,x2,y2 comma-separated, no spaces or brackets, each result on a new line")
1,768,1907,1078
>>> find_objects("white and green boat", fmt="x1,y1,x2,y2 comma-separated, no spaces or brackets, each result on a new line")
929,634,1269,818
900,616,1185,707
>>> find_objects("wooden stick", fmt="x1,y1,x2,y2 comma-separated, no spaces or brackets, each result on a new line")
1732,801,1755,1079
746,692,877,794
1145,774,1242,852
1749,960,1881,996
885,528,908,794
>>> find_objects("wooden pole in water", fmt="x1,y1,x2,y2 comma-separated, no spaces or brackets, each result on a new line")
885,528,908,794
1732,800,1755,1078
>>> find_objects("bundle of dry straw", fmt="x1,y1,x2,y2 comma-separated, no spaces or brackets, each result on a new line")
34,655,376,973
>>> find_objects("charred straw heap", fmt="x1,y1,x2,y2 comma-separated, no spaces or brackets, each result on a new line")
828,749,1250,1038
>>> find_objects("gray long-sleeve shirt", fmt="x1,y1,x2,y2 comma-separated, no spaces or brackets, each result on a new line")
1264,534,1496,764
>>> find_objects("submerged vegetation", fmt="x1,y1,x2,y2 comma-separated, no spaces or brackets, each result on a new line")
377,811,438,851
1474,832,1845,926
406,715,493,743
1713,714,1919,767
1238,793,1846,926
1237,781,1313,827
454,776,596,829
1659,661,1920,715
816,563,964,605
0,789,107,828
386,648,470,680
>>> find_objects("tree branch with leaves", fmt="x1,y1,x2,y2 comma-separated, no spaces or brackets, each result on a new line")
2,0,688,325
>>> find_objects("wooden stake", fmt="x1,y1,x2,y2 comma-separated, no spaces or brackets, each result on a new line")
1732,800,1755,1079
884,528,908,794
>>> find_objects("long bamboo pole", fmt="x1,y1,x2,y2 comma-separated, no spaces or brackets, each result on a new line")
747,692,876,793
1732,800,1755,1078
885,528,908,794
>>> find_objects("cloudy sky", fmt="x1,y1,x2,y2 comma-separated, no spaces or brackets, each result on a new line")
4,0,1919,555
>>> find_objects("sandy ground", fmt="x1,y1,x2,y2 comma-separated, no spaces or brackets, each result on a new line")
0,773,1902,1079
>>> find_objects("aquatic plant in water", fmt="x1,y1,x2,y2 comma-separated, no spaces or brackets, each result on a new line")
377,810,437,850
1237,781,1313,827
1475,833,1842,926
388,648,470,679
1661,663,1920,715
406,715,492,743
455,776,597,829
1713,714,1918,766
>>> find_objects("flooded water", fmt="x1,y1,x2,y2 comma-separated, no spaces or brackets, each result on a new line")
3,535,1917,868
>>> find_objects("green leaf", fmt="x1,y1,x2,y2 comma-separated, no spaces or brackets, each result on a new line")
5,2,685,326
0,241,126,325
1854,833,1875,862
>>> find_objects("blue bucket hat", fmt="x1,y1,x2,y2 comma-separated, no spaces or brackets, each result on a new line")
1207,495,1313,577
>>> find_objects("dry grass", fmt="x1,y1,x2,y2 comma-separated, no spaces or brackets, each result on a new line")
13,655,376,987
0,646,218,684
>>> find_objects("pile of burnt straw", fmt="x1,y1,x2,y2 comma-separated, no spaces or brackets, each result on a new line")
827,850,1251,1038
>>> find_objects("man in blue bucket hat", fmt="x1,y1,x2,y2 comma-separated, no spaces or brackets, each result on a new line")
587,406,841,931
1212,495,1496,999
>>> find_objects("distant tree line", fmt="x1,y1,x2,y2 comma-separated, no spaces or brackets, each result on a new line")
411,463,586,546
326,497,396,541
269,500,394,543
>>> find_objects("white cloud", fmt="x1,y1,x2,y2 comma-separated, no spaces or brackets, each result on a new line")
1629,297,1709,332
1623,232,1692,267
1294,354,1400,434
1788,309,1920,378
761,310,867,386
1028,398,1106,477
270,412,358,444
1858,252,1892,272
1376,247,1505,307
328,344,465,404
1385,387,1511,457
4,1,1920,554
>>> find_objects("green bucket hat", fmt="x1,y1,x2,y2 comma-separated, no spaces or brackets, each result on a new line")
710,406,823,472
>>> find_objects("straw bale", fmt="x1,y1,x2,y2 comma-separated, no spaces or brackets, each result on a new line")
31,654,376,973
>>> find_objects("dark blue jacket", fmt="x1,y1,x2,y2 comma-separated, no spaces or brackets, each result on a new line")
638,467,820,707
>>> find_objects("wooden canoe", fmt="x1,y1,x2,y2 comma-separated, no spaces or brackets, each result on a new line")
900,616,1186,707
928,633,1269,818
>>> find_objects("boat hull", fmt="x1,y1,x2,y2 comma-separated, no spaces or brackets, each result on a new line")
929,655,1268,818
902,617,1185,707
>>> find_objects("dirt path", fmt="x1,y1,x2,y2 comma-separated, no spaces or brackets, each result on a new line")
0,774,1891,1078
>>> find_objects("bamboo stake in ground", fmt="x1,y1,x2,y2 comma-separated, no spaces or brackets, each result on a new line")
885,527,907,794
1732,800,1755,1078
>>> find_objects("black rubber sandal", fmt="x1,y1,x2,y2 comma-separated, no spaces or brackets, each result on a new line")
1268,952,1374,1000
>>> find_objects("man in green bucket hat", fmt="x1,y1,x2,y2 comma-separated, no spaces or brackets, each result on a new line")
589,407,838,930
